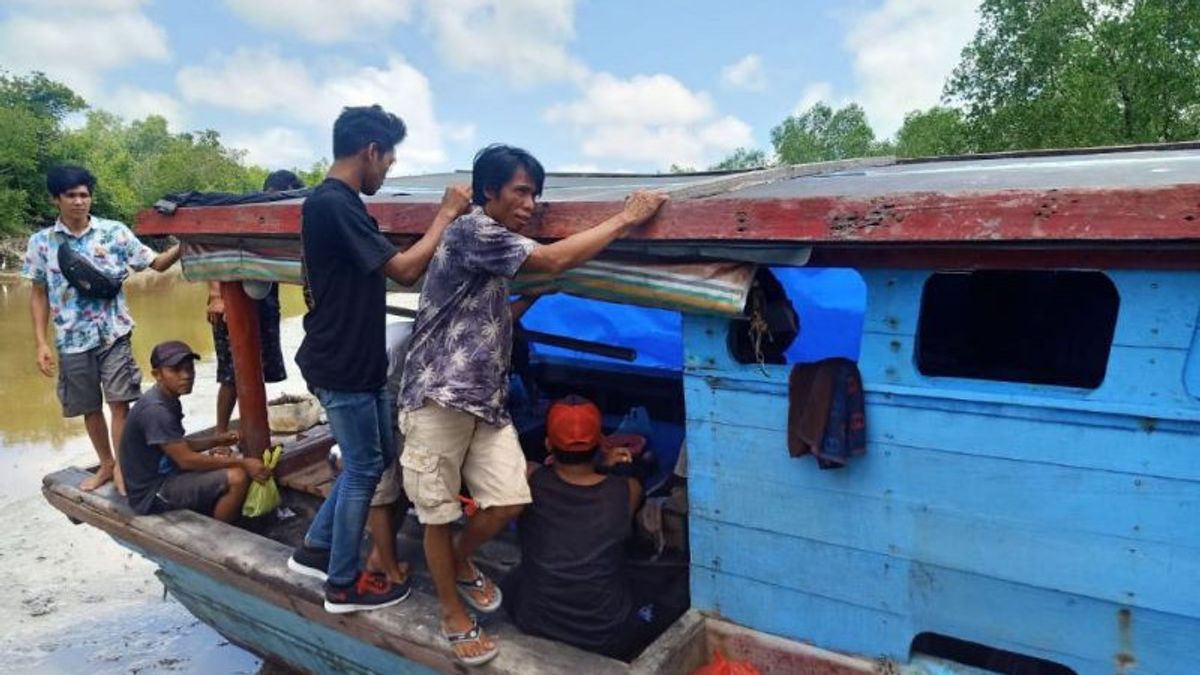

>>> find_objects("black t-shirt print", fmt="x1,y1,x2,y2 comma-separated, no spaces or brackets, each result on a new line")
296,178,397,392
119,385,187,514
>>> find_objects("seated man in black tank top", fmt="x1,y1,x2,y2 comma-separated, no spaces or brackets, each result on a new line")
503,396,683,660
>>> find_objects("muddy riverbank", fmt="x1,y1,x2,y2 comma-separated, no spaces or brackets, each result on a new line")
0,273,315,674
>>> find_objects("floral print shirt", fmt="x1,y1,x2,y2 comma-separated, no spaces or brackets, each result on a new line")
21,217,157,354
399,208,537,426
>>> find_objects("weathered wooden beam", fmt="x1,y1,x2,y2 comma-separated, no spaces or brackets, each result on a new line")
137,184,1200,246
220,281,269,459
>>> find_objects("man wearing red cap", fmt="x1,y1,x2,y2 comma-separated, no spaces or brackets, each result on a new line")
502,396,675,660
118,340,271,522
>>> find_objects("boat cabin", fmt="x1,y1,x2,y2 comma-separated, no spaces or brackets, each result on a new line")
43,145,1200,674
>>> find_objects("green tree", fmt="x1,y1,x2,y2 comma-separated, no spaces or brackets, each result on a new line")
710,147,769,171
895,106,973,157
771,102,885,163
945,0,1200,151
0,71,86,234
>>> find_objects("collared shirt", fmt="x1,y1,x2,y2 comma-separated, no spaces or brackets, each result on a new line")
21,217,157,354
400,207,537,426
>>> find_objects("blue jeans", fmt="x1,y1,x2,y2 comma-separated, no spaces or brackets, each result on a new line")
304,386,395,587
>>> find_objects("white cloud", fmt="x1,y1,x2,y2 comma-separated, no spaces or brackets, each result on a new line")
106,86,185,130
443,122,477,144
7,0,149,10
226,127,317,169
0,3,170,98
178,48,316,116
422,0,587,87
222,0,415,44
845,0,978,136
720,54,767,92
546,73,714,127
177,49,450,172
546,73,753,170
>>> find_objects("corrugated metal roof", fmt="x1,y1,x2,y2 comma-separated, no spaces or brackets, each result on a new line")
373,146,1200,204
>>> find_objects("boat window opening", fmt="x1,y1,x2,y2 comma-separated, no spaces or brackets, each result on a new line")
916,270,1118,389
729,267,866,365
911,632,1077,675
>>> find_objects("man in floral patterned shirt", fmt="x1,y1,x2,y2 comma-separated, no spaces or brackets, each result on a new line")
22,165,181,493
399,144,667,665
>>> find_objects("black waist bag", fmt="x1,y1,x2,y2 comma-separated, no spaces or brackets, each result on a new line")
57,234,124,299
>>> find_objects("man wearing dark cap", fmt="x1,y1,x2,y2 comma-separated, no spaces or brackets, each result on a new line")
119,341,271,523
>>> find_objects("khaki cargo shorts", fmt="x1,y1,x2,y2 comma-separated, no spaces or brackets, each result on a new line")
371,455,402,507
400,400,531,525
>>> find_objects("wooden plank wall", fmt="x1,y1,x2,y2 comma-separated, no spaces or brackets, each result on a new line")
682,269,1200,675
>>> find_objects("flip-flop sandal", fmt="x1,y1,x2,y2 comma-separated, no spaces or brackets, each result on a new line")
456,566,503,613
443,619,498,667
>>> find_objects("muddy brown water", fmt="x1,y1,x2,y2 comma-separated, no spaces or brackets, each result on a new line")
0,271,315,674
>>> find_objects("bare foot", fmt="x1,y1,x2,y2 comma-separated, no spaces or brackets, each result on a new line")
366,554,410,585
80,463,114,492
114,467,127,496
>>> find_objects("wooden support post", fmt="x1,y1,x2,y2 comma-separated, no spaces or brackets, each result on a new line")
220,281,269,459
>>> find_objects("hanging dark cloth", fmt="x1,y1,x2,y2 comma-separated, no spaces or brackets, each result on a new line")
787,358,867,469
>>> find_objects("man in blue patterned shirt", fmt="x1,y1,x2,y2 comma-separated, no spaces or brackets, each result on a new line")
22,165,181,493
399,144,667,665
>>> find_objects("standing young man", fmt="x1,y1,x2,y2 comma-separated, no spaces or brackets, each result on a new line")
22,165,181,494
285,105,471,614
399,144,667,665
204,169,302,436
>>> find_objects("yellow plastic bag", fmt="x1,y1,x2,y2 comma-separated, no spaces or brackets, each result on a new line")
242,445,283,518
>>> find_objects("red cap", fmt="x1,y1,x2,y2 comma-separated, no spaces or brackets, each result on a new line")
546,396,603,453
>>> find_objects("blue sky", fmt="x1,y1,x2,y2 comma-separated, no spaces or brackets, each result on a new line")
0,0,980,174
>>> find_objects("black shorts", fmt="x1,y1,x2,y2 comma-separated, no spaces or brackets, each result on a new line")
153,470,230,516
212,285,287,386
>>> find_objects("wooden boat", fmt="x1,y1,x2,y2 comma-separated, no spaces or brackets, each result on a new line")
43,145,1200,674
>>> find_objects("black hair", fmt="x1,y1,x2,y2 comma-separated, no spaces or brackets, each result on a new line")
332,105,407,159
551,447,599,465
262,169,304,192
471,144,545,206
47,164,96,197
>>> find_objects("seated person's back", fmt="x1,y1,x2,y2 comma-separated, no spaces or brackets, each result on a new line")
504,396,644,659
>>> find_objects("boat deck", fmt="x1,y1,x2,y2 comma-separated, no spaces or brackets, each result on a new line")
42,465,639,674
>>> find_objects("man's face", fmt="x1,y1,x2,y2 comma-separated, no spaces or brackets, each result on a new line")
361,143,396,196
485,167,538,231
155,360,196,397
53,185,92,222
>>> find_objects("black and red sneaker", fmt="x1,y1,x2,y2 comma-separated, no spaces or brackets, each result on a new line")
324,571,411,614
287,543,331,582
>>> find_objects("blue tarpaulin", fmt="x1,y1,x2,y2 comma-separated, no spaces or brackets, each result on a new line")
521,267,866,372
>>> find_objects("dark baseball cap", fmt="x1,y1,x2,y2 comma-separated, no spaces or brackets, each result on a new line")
150,340,201,368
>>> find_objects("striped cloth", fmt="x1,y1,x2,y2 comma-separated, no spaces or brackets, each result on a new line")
180,237,756,317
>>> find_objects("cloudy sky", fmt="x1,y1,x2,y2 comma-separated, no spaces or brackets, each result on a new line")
0,0,980,175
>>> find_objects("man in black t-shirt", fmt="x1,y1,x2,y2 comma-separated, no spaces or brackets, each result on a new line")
285,104,471,614
120,341,270,522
